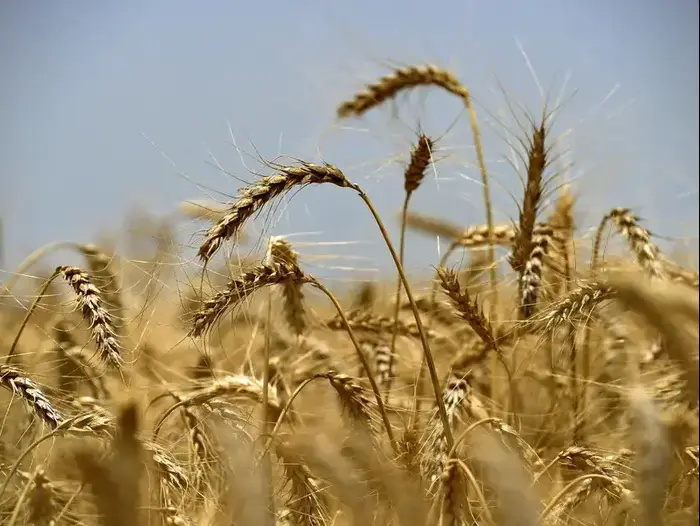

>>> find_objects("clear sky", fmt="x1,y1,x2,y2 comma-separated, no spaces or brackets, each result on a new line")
1,0,698,283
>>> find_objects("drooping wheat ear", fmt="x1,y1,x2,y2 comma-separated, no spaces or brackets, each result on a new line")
78,244,125,332
166,390,210,474
548,446,631,502
142,441,190,492
592,207,665,278
198,254,397,450
64,397,118,437
534,280,614,332
267,237,308,336
0,365,63,429
337,64,470,118
153,374,282,438
476,417,545,471
189,261,311,337
320,371,377,432
195,155,447,450
518,223,553,319
198,161,353,261
56,266,122,369
276,444,329,526
542,450,636,522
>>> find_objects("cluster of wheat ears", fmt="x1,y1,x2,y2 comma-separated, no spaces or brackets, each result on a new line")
0,63,698,526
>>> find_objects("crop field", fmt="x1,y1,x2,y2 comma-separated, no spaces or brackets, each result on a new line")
0,63,698,526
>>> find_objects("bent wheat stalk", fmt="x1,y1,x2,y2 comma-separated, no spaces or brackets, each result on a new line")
6,266,122,370
195,159,454,447
337,62,497,348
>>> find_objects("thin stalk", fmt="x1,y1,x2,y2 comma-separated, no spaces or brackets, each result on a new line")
578,322,593,442
463,94,498,319
387,192,413,402
412,241,460,429
260,289,275,523
454,458,497,526
309,278,398,453
567,325,580,443
6,270,60,364
52,483,85,524
262,375,319,456
7,471,34,526
463,94,500,404
352,187,454,449
0,419,78,501
449,417,498,456
3,241,78,293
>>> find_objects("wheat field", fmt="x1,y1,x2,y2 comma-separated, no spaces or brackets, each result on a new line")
0,63,698,526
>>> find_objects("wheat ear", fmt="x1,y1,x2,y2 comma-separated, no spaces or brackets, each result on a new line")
198,161,352,261
0,365,63,429
518,224,553,319
191,258,398,451
437,267,516,417
388,134,435,400
195,157,453,449
78,244,125,334
267,237,308,337
592,207,664,278
56,266,122,369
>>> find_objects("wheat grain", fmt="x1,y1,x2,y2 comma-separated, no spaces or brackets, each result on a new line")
56,265,122,369
198,162,353,261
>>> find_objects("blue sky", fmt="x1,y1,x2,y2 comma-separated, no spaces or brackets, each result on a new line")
1,0,698,284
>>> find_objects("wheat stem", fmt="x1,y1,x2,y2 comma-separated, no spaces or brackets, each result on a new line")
308,279,398,452
387,192,412,402
6,270,60,363
353,188,454,449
